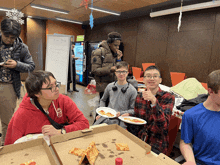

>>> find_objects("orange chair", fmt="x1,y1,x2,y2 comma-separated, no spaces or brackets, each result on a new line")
201,82,208,90
132,67,143,83
167,115,182,157
170,72,186,86
142,63,155,72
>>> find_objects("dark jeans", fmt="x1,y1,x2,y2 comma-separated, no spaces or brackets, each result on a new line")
93,92,109,124
67,59,77,91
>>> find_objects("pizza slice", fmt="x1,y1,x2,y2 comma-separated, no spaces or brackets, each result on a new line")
20,160,36,165
79,141,99,165
132,119,145,123
115,143,129,151
106,112,114,117
98,110,106,116
69,147,85,156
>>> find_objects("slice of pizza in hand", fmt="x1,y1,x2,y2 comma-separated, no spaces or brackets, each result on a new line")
115,143,129,151
20,160,36,165
69,147,85,156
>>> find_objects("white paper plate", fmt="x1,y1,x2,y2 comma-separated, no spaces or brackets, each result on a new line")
118,116,147,125
96,107,117,118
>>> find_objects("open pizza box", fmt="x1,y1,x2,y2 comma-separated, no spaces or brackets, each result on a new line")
0,138,57,165
50,124,180,165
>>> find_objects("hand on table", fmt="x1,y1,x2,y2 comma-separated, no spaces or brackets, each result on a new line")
42,125,61,136
3,59,17,69
142,86,156,104
96,115,101,120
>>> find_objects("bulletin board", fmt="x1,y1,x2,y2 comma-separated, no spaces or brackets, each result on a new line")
45,35,72,94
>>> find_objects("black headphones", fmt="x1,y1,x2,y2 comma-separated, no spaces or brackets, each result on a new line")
112,81,130,94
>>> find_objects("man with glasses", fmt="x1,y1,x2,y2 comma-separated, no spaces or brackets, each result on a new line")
127,65,175,155
4,70,89,145
93,61,137,128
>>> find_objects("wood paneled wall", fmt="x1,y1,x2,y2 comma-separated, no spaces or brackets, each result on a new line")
85,7,220,87
46,20,84,41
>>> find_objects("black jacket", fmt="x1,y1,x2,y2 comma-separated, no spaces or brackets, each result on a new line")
0,36,35,98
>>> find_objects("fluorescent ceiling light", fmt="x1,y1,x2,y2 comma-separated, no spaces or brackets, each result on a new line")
31,4,69,14
56,17,83,24
27,16,32,18
0,7,10,11
89,6,121,16
150,1,220,17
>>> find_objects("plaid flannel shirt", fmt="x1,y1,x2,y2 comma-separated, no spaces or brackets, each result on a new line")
134,88,175,154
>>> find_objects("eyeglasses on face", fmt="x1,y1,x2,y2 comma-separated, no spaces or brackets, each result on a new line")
115,71,128,74
41,82,61,92
144,75,160,79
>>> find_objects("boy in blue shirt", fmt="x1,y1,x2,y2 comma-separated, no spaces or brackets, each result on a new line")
180,70,220,165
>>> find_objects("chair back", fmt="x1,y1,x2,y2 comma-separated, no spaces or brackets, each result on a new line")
167,115,182,156
142,63,155,71
132,67,142,79
170,72,186,86
201,82,208,90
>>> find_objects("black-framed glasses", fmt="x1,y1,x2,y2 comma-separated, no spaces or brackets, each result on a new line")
144,75,160,79
41,82,61,92
115,71,128,74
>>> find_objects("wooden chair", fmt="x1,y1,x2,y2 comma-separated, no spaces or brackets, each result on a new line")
201,82,208,90
132,67,143,83
167,115,182,157
170,72,186,86
142,63,155,71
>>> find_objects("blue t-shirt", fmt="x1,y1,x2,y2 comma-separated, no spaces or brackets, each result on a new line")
181,103,220,165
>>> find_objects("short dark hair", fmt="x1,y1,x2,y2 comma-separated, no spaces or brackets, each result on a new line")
25,70,55,100
1,18,21,38
145,65,161,77
207,70,220,94
115,61,129,70
107,32,121,44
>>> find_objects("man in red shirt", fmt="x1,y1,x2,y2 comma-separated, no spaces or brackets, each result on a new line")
4,70,89,145
127,65,175,155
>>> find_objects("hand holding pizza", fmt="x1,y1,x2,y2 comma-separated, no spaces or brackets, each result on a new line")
42,125,61,136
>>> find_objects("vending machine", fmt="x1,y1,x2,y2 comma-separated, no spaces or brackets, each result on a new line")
73,41,101,86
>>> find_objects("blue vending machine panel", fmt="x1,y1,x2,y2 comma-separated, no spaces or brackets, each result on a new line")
74,42,84,83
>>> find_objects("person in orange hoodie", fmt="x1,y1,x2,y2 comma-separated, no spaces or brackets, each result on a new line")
4,70,89,145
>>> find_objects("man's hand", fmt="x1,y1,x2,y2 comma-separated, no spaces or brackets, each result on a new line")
96,115,101,120
116,50,123,60
71,55,75,58
42,125,61,136
142,86,156,104
121,113,129,117
116,112,121,117
182,162,196,165
3,59,17,69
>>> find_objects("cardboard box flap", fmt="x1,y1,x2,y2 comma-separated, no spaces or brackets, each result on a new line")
0,138,57,165
51,124,151,152
157,153,180,165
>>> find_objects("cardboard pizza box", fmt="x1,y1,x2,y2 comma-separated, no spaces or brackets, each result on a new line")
50,124,180,165
0,138,57,165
